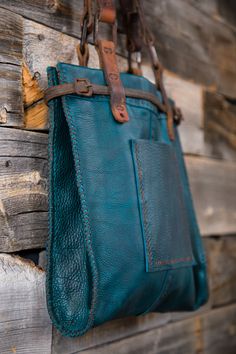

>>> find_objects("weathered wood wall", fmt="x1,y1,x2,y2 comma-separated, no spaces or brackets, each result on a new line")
0,1,236,353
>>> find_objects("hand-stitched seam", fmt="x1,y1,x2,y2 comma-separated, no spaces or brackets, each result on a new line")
60,68,98,336
46,68,62,335
155,256,193,266
155,144,194,267
62,125,97,333
134,142,154,269
134,141,194,271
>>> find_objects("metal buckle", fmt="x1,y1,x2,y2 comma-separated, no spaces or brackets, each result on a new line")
74,79,93,96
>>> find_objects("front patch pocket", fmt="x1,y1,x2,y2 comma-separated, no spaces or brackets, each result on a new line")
131,139,196,272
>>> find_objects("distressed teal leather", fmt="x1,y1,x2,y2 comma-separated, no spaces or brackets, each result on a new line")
46,63,208,337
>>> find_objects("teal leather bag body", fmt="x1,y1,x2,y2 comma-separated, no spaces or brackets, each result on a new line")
46,64,208,337
45,1,208,337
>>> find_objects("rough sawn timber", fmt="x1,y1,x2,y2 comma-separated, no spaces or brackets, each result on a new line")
77,303,236,354
0,253,52,354
0,128,48,252
0,8,23,127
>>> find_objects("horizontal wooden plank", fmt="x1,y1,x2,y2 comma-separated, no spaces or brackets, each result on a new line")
0,8,23,127
204,90,236,153
52,307,211,354
0,254,52,354
204,236,236,307
77,303,236,354
52,313,172,354
186,156,236,236
0,128,48,252
162,71,236,161
0,8,22,65
187,0,236,29
142,0,236,98
0,0,83,39
217,1,236,28
184,1,236,29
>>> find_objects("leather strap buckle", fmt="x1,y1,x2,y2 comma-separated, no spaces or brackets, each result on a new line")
74,78,93,96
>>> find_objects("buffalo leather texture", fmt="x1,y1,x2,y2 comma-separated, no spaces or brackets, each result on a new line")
47,63,209,337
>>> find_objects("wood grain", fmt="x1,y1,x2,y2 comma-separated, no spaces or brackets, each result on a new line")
58,304,236,354
204,90,236,152
0,254,52,354
142,0,236,98
23,19,110,130
0,128,48,252
186,156,236,236
52,313,172,354
204,236,236,307
0,8,23,127
81,303,236,354
162,71,236,162
2,1,236,96
0,0,83,39
184,0,236,29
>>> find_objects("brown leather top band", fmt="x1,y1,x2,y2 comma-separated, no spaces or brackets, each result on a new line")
44,78,167,113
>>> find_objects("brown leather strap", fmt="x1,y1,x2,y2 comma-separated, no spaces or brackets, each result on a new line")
76,0,182,131
44,78,167,114
118,0,183,138
97,39,129,122
95,0,129,123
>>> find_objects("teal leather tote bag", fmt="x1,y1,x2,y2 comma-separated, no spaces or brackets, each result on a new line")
45,0,208,337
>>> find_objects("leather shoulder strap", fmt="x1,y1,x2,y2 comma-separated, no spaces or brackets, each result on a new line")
95,0,129,123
